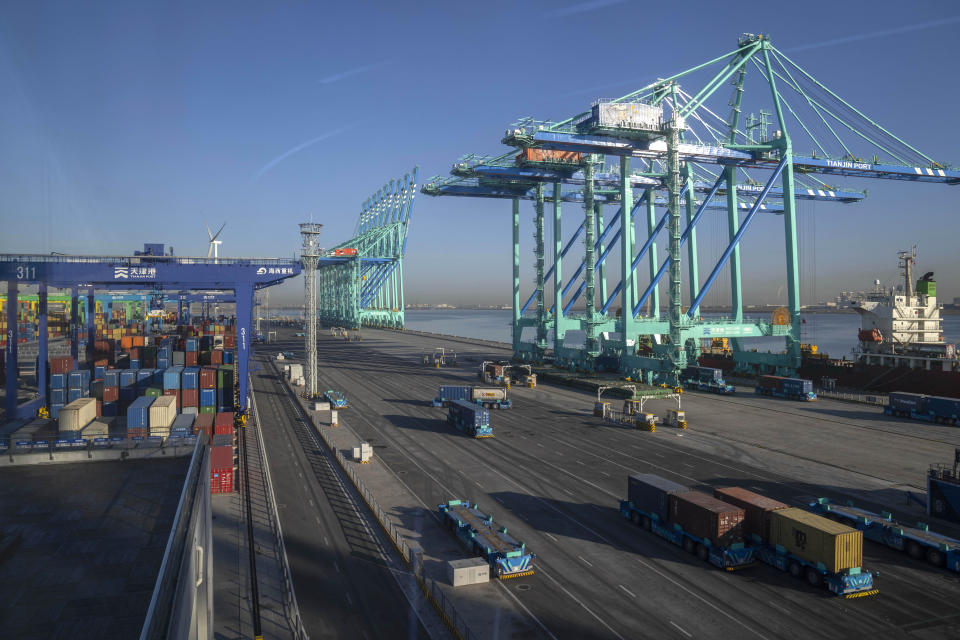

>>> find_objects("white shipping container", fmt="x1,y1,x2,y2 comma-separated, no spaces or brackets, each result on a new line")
149,395,177,429
313,402,330,411
447,558,489,586
288,364,304,380
471,387,506,401
59,398,98,432
330,410,338,426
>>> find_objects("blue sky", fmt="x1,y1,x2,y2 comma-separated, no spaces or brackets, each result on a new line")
0,1,957,306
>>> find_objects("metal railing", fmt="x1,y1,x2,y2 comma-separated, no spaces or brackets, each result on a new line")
0,253,298,267
139,433,209,640
314,421,476,640
249,384,309,640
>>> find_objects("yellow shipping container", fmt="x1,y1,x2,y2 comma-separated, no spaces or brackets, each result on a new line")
769,508,862,573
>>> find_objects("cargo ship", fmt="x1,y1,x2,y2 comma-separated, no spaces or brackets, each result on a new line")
703,249,960,397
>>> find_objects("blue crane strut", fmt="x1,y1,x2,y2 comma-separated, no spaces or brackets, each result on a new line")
545,191,651,316
631,173,725,317
631,159,784,318
687,156,789,316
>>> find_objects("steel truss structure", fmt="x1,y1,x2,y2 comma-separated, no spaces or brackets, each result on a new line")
1,251,300,420
316,167,418,329
423,34,957,384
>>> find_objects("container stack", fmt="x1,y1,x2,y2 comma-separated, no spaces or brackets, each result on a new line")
149,395,177,438
181,366,200,413
126,396,154,439
210,434,235,494
163,365,183,410
58,398,97,435
170,413,195,439
194,413,215,440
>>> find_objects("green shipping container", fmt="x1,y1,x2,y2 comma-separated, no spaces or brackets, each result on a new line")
218,365,235,390
199,406,216,415
145,387,164,397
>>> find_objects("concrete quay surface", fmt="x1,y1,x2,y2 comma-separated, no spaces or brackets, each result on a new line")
262,327,960,640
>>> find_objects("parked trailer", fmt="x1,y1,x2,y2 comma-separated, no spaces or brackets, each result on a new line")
885,392,960,425
681,366,736,395
809,497,960,573
438,499,535,578
755,375,817,401
432,385,512,409
324,390,348,409
620,474,753,570
447,399,493,438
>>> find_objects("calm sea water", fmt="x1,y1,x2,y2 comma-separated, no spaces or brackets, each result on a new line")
405,309,960,359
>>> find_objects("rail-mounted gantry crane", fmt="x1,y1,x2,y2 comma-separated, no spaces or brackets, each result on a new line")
313,167,418,330
423,33,957,384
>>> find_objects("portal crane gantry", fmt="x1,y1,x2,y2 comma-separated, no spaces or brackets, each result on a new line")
423,33,956,383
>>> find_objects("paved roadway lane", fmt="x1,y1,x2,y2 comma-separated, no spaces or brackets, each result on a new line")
271,327,960,640
250,356,432,640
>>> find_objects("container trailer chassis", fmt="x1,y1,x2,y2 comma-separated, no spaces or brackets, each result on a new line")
438,499,535,578
755,387,817,402
751,540,877,598
619,500,754,570
324,390,348,409
884,405,959,425
809,497,960,573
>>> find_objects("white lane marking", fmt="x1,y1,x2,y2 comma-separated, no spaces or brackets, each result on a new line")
619,584,636,598
308,498,314,506
475,480,483,487
345,592,352,605
600,471,610,477
495,581,560,640
682,463,694,468
654,453,666,458
576,460,585,466
670,621,692,638
578,555,594,567
315,516,321,524
544,532,558,543
538,566,626,640
556,450,563,455
537,443,545,448
334,561,341,573
298,471,303,478
562,487,574,496
324,536,330,545
767,600,790,614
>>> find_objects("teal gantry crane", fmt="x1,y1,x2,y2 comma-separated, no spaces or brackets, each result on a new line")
423,34,956,384
316,167,418,329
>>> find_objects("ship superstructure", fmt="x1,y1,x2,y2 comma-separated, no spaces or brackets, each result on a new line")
851,249,957,371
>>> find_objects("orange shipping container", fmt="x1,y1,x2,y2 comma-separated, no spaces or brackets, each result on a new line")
516,148,584,164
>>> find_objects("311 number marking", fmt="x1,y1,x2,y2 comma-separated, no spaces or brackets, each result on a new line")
16,266,37,280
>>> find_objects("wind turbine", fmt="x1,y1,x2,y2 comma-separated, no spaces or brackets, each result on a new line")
207,223,226,258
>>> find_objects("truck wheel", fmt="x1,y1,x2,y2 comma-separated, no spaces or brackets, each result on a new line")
642,516,651,531
906,541,923,559
696,544,708,561
683,538,696,554
806,568,822,587
631,511,641,526
789,561,802,578
926,548,946,567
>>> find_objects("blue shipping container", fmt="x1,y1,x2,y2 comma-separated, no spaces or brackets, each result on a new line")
926,396,960,418
105,370,120,387
126,396,155,429
119,387,137,404
157,357,170,370
186,338,199,352
163,366,184,390
94,365,106,380
781,378,813,394
69,370,90,389
119,370,137,388
50,403,64,419
438,386,472,402
182,367,200,389
223,351,234,364
172,413,195,430
68,388,83,403
50,373,66,389
136,369,153,388
129,359,140,370
200,388,217,407
50,388,66,405
889,392,926,412
102,402,119,417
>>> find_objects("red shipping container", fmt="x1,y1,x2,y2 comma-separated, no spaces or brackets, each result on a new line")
199,367,217,389
669,491,745,547
102,386,119,402
757,375,784,390
210,444,234,469
194,412,214,438
210,349,223,365
714,487,789,543
164,388,181,410
50,356,73,374
214,412,234,436
129,347,141,359
223,335,235,349
181,388,199,408
96,400,102,417
210,467,234,494
185,352,198,366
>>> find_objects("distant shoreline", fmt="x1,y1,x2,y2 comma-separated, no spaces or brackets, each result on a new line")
404,307,960,315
